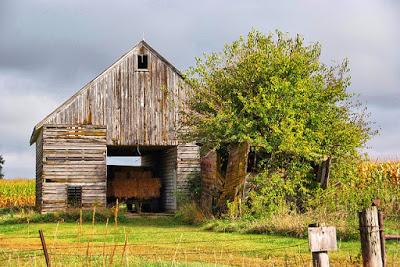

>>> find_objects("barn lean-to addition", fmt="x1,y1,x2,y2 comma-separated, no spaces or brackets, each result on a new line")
30,40,200,213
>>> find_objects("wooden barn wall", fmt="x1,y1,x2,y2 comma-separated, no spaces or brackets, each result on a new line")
138,144,200,211
40,124,107,213
35,43,188,146
176,144,201,199
158,147,178,211
35,131,43,210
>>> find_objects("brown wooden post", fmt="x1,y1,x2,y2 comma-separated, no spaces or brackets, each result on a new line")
359,206,383,267
39,229,51,267
378,211,386,267
319,156,332,189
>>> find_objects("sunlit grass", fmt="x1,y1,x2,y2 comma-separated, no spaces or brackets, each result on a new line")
0,216,398,266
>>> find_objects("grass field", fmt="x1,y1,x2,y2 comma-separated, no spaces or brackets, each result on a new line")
0,214,399,266
0,178,399,266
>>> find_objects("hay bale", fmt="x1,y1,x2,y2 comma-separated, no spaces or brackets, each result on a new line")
107,167,161,200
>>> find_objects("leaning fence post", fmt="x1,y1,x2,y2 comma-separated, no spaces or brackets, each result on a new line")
39,229,51,267
359,206,383,267
308,223,337,267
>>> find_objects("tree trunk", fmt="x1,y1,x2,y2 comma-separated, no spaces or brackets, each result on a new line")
200,150,222,214
217,142,250,210
318,156,332,189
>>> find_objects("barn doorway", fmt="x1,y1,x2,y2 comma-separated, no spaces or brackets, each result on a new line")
106,145,177,213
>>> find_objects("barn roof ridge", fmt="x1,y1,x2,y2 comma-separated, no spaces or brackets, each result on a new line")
29,40,184,145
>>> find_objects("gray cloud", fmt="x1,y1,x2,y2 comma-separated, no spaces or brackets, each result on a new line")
0,0,399,177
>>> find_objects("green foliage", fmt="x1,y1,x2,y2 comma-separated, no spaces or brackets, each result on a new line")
242,155,400,220
309,157,400,216
182,29,377,221
187,172,202,202
182,29,374,171
0,155,4,178
243,161,316,218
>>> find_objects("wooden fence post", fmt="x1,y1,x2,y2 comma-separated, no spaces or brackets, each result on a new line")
39,229,51,267
359,206,383,267
312,251,330,267
308,224,337,267
378,211,386,267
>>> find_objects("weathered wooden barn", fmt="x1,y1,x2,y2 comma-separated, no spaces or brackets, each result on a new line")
30,40,200,213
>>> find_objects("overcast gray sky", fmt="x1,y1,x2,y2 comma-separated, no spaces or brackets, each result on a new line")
0,0,399,178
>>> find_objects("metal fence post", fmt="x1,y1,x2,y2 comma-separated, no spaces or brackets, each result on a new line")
378,211,386,267
39,229,51,267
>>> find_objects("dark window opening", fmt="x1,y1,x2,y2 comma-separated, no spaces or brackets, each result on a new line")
67,185,82,208
137,54,148,69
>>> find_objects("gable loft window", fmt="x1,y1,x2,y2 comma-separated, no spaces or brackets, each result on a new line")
67,185,82,208
137,54,148,70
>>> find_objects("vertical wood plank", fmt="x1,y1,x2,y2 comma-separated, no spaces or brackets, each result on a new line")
359,206,383,267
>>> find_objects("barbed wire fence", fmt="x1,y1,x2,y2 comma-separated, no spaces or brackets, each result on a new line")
0,216,399,266
0,230,314,266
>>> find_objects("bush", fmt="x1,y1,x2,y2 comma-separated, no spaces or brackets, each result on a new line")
200,157,400,239
243,161,317,219
309,158,400,216
175,202,206,225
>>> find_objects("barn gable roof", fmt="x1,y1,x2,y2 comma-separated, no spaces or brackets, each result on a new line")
29,40,184,145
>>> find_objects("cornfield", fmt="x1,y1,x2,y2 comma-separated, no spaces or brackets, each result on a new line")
0,161,398,210
358,160,400,185
0,179,35,208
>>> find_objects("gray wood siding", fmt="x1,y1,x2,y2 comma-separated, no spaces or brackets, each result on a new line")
177,144,201,199
40,124,107,213
35,131,43,210
159,147,177,211
32,41,200,214
32,41,188,146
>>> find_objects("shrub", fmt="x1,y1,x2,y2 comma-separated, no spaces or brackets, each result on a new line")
309,158,400,216
175,202,206,225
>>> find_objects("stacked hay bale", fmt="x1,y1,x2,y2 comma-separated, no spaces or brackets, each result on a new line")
107,167,161,200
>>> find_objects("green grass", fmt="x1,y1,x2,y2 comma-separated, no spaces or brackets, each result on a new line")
0,211,399,266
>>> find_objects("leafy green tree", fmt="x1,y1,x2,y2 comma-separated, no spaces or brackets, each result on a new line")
0,155,4,179
182,30,375,185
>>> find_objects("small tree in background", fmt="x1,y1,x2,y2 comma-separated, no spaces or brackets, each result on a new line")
0,155,4,179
